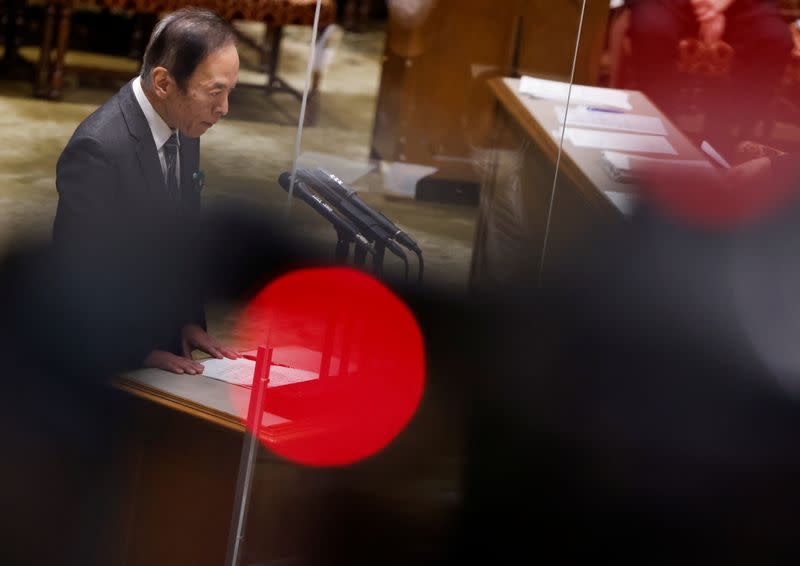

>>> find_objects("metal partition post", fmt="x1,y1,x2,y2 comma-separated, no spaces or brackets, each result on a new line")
225,346,273,566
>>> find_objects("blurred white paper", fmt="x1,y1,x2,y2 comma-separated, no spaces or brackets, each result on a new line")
603,190,637,215
556,127,677,155
520,76,632,110
555,106,667,136
600,150,714,182
380,160,437,197
700,140,732,169
201,357,319,388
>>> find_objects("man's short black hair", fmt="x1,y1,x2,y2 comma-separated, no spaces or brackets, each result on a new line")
140,8,235,92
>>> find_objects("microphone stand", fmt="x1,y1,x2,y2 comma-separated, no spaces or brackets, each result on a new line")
334,227,351,264
353,242,369,266
335,228,372,268
372,241,386,276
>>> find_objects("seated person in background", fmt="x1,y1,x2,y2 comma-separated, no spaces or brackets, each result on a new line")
725,139,798,185
626,0,794,153
54,8,240,374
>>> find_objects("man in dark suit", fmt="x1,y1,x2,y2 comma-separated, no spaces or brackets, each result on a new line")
54,8,240,374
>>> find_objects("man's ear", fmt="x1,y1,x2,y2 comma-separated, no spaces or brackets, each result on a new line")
151,67,172,99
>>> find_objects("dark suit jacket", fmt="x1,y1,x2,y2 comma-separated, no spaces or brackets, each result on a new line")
54,79,206,357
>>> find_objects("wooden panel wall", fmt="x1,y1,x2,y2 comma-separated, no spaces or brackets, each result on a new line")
371,0,522,181
370,0,610,185
519,0,609,85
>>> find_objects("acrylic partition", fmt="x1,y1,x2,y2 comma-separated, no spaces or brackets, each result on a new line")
523,1,800,560
225,2,592,566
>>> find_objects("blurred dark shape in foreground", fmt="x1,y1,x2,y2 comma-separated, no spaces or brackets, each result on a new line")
264,182,800,564
0,200,316,565
4,187,800,564
456,188,800,564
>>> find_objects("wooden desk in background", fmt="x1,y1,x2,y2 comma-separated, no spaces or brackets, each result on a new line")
369,0,610,203
469,76,709,290
112,364,462,565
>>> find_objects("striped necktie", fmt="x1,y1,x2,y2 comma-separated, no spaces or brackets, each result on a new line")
163,133,180,201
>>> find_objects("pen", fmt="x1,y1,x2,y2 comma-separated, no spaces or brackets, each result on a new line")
586,106,625,114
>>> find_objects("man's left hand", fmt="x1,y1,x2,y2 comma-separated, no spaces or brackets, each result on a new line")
181,323,240,360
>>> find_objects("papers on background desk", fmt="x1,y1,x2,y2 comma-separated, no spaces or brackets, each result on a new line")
201,357,319,388
600,150,715,183
555,127,677,155
520,76,632,111
555,105,667,136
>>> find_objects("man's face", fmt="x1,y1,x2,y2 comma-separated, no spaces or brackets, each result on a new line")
167,43,239,138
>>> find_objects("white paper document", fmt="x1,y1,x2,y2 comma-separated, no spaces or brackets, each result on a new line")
555,127,677,155
520,76,632,110
201,357,319,388
555,106,667,136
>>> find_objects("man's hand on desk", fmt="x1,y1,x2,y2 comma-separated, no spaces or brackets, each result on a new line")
142,326,240,375
181,323,240,361
143,350,206,375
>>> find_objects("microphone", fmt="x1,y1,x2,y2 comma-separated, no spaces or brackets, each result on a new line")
306,168,421,253
278,172,373,252
294,168,408,260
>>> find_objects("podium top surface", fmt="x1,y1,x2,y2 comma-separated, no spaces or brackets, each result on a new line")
488,76,708,211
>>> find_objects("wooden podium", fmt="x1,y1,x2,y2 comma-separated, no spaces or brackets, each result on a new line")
469,77,710,291
109,357,463,565
369,0,610,203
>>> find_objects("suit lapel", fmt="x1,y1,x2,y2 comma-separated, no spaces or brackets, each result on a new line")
118,80,169,204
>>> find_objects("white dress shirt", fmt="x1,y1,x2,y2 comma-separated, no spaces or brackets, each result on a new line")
132,77,180,186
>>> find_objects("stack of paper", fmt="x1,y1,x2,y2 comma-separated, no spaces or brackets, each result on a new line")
555,127,677,155
600,150,715,183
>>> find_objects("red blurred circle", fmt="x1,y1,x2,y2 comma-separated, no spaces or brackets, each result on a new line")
231,267,425,467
